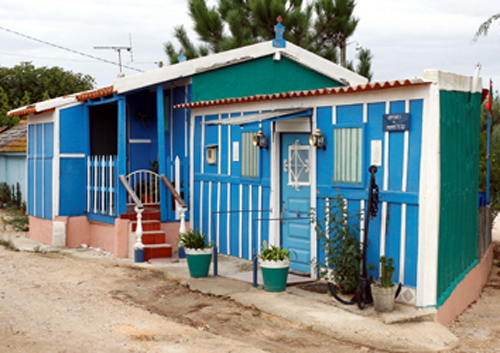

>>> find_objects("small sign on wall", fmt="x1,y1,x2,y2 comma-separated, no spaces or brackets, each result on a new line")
383,113,410,132
371,140,382,167
233,142,239,162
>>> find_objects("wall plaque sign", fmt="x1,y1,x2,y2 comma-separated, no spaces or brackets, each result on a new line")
383,113,410,132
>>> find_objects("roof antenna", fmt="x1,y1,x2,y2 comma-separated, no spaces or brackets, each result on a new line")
94,34,133,77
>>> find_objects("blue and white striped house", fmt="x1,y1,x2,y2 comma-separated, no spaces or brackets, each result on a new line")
8,36,490,325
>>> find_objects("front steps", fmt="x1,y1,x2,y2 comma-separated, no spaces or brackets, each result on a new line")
120,209,172,261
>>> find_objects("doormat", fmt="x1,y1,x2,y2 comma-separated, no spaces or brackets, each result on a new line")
296,282,329,294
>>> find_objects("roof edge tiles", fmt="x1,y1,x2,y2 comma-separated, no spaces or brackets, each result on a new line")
76,85,115,101
173,79,431,109
7,86,115,117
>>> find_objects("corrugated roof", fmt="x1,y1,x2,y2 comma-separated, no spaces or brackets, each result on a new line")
174,79,431,109
0,123,27,152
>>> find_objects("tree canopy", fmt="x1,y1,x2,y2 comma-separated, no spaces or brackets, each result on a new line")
164,0,373,80
474,13,500,41
0,62,95,127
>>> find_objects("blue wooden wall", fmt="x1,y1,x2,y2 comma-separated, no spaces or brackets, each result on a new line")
59,105,87,216
193,113,271,260
28,122,53,219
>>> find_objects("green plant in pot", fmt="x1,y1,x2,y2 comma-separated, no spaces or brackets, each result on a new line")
258,241,292,292
371,256,397,312
179,230,213,278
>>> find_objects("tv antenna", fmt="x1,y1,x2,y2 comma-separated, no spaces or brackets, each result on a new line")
94,34,134,75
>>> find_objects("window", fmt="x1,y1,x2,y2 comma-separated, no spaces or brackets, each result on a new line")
334,127,362,184
285,140,311,189
241,132,259,178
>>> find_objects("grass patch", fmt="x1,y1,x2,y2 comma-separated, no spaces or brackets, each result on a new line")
1,207,29,232
0,238,19,252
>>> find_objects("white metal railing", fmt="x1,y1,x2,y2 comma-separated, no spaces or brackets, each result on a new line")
125,170,160,207
87,155,116,216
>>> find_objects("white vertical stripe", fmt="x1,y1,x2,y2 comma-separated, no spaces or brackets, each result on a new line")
208,181,212,242
53,110,60,219
380,202,387,259
218,116,221,175
101,156,105,214
201,116,205,174
227,183,231,255
109,156,114,215
228,125,232,175
189,114,195,229
199,181,204,232
311,108,318,279
41,125,44,218
185,85,188,158
239,184,243,258
93,156,97,213
402,100,410,192
87,156,90,213
380,102,390,260
258,185,262,254
363,103,368,123
332,105,337,125
402,131,409,192
170,88,174,160
248,185,253,260
216,182,221,247
399,203,407,284
360,200,365,251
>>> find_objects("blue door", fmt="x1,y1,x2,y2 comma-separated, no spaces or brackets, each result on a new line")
281,134,311,273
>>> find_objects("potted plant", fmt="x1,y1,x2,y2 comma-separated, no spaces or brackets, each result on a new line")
179,230,213,278
258,241,292,292
371,256,397,312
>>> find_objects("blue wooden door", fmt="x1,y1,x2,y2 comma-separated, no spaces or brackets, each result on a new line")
281,134,311,273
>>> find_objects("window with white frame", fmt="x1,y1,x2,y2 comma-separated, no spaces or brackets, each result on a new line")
333,127,362,184
241,132,259,178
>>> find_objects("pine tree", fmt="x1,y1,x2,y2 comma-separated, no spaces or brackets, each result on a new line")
164,0,373,80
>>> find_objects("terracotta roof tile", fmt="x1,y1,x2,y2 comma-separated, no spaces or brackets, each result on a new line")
173,79,431,109
76,86,115,101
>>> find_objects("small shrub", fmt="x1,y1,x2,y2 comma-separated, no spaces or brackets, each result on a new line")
310,194,362,294
1,207,29,232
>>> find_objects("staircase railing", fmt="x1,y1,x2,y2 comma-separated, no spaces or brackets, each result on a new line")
125,170,160,207
161,174,187,235
119,175,144,251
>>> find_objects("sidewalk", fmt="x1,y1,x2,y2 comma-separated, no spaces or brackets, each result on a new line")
5,234,458,352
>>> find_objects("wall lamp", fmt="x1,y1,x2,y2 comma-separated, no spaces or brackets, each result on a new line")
253,130,268,149
309,128,326,150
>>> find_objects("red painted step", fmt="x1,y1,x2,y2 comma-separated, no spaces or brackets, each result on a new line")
143,244,172,261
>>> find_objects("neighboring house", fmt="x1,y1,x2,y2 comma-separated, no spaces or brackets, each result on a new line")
6,28,491,326
0,120,27,202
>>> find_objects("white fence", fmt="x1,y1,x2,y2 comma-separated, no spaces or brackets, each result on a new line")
87,155,116,216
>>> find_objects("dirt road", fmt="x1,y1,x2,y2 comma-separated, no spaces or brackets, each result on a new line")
0,234,384,353
1,223,499,352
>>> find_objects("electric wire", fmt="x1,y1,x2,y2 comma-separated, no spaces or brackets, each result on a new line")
0,25,144,72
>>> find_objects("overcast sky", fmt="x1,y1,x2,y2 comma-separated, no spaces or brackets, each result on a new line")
1,0,499,91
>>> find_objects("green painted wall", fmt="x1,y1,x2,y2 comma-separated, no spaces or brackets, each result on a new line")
437,90,482,307
192,55,343,102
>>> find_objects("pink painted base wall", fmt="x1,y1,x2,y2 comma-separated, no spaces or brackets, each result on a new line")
161,221,190,251
29,216,53,245
435,243,494,326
